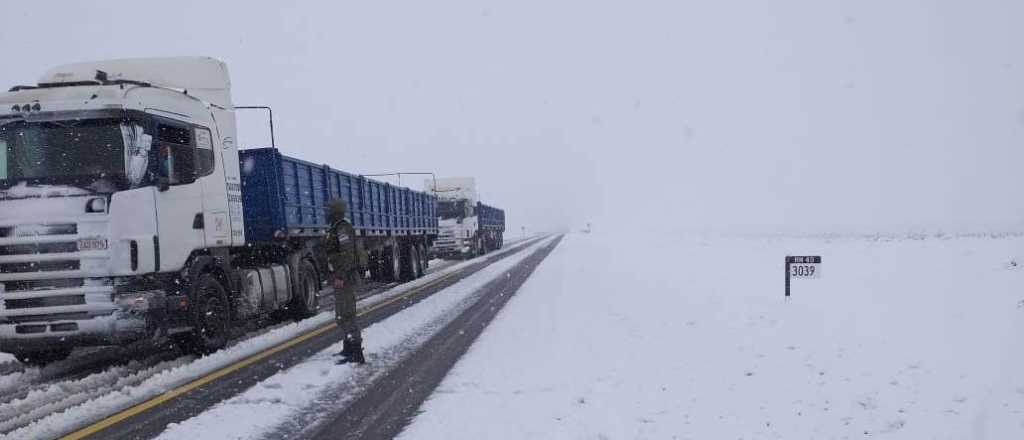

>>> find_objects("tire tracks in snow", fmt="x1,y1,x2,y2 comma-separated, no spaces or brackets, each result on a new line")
0,237,539,439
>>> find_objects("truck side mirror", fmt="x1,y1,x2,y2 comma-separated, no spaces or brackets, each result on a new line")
157,176,170,192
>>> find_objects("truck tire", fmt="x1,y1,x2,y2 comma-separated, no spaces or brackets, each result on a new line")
369,250,383,282
411,245,422,278
13,348,72,366
181,273,231,355
417,243,429,276
400,244,419,281
384,245,401,282
290,259,319,319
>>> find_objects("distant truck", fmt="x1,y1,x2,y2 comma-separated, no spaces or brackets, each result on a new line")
426,177,505,259
0,57,436,364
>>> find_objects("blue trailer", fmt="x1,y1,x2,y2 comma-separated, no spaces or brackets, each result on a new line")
239,148,437,285
476,203,505,234
239,148,437,240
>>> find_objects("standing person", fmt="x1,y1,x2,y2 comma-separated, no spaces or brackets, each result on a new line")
324,199,366,364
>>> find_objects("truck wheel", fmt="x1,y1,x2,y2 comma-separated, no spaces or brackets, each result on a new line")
368,251,382,281
182,273,231,355
290,259,319,319
410,245,422,279
13,348,72,366
386,245,401,282
417,244,429,275
399,244,418,281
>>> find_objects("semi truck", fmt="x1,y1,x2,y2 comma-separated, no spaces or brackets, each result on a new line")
0,57,437,365
427,177,505,259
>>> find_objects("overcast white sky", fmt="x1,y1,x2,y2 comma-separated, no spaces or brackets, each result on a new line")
1,0,1021,234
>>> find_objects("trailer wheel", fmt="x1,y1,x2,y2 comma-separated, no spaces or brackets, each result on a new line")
368,250,382,281
290,259,319,319
417,244,429,275
181,273,231,355
384,245,401,282
411,245,423,279
12,348,72,366
399,244,418,281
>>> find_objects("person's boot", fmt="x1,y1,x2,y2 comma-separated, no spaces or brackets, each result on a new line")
333,338,352,357
350,340,365,364
333,335,366,366
336,339,365,365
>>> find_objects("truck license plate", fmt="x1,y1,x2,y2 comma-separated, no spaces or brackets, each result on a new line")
77,238,108,251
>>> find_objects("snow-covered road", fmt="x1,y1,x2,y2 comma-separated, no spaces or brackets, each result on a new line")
0,236,544,440
154,235,559,440
400,232,1024,439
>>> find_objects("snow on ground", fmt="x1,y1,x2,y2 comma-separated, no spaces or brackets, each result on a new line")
0,364,34,397
155,235,558,440
0,237,544,440
399,232,1024,439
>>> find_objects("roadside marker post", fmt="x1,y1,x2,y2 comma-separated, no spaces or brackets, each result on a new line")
785,255,821,297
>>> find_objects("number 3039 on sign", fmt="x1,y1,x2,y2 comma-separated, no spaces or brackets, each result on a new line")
789,263,820,278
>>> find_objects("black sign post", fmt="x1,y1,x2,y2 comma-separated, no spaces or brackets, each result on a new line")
785,255,822,297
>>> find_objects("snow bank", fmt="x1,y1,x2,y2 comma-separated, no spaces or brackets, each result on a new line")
400,232,1024,439
154,236,558,440
0,237,546,440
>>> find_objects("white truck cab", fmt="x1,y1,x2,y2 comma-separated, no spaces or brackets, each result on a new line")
0,57,245,363
427,177,504,259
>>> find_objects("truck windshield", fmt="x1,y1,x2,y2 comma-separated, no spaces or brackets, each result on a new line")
437,200,465,220
0,119,126,190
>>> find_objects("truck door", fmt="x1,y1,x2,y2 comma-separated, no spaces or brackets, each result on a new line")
194,126,231,247
152,120,206,271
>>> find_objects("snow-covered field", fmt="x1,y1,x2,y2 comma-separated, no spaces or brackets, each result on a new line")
400,231,1024,439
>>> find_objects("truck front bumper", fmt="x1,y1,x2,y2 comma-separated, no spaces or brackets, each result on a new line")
431,245,473,260
0,286,191,353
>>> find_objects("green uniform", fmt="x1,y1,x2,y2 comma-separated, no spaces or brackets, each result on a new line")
325,215,362,342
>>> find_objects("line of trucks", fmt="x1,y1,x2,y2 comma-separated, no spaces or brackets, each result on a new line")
0,57,505,365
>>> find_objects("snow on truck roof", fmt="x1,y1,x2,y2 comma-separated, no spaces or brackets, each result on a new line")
38,56,233,108
426,177,478,202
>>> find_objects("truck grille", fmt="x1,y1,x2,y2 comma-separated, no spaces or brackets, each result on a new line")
5,295,86,309
432,238,459,250
0,224,77,237
0,218,114,324
2,260,81,274
0,223,83,275
0,242,79,255
2,278,84,292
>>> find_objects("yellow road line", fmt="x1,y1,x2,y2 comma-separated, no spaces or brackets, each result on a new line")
58,270,462,440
